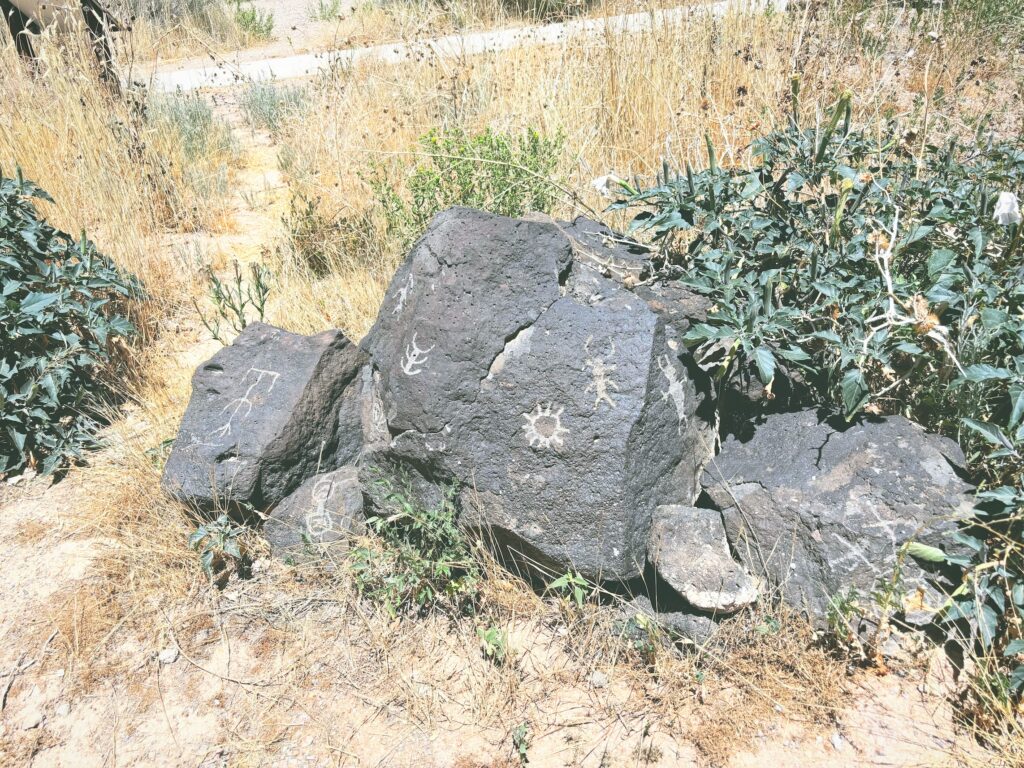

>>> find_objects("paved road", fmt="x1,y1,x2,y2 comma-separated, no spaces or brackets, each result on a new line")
151,0,788,92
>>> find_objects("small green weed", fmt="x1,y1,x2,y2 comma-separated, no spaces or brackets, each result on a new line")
477,624,508,665
349,469,479,617
512,722,530,765
307,0,344,21
189,513,245,581
193,260,272,343
545,570,590,609
231,0,274,39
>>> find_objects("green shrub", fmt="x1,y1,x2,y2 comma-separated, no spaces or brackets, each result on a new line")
0,170,141,476
240,80,307,135
231,0,274,39
306,0,344,21
349,468,479,617
365,126,564,249
612,84,1024,697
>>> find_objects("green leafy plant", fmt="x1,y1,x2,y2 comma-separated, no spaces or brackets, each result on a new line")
362,127,564,250
512,721,530,765
0,169,141,476
477,624,508,665
612,82,1024,700
545,569,591,609
231,0,273,39
189,513,245,580
193,260,272,343
349,469,479,617
306,0,344,21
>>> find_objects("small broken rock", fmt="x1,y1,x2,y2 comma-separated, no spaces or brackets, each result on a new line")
157,647,179,665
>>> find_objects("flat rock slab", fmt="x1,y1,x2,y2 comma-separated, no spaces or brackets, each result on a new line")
648,505,757,614
362,207,715,581
702,410,974,625
162,323,368,510
264,466,365,560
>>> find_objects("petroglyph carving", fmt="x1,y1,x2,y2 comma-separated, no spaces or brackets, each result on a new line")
211,367,280,439
657,355,687,432
305,475,337,539
393,274,415,315
401,333,435,376
584,335,619,411
522,402,569,450
831,532,882,575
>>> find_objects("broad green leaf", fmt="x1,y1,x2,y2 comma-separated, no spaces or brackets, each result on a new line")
20,292,59,315
752,345,777,385
840,368,870,418
905,541,946,563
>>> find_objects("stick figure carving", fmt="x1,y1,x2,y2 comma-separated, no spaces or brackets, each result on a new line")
211,368,281,439
401,333,434,376
584,335,620,411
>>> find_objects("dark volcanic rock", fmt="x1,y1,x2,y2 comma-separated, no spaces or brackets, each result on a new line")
264,466,365,559
648,505,757,614
702,410,974,625
162,323,368,510
361,207,716,581
624,594,718,645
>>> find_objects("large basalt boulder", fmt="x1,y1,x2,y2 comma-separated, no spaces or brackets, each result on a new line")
361,207,716,581
701,410,974,625
648,505,757,614
162,323,368,510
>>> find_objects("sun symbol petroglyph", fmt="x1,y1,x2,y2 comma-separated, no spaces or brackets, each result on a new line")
657,355,688,433
211,367,280,439
584,335,620,411
392,273,415,315
522,402,570,450
401,332,435,376
305,475,336,540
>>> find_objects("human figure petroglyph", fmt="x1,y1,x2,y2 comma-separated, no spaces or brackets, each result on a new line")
305,474,336,540
401,332,435,376
211,368,281,439
522,402,569,450
392,274,415,315
584,335,620,411
657,355,688,433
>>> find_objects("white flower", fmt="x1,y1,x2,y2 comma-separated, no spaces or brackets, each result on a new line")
994,191,1022,226
591,174,626,199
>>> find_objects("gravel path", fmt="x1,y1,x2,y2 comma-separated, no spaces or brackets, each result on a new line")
151,0,788,92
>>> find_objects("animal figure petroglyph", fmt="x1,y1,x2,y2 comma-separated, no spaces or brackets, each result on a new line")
211,368,281,440
584,335,619,411
657,355,688,432
401,333,434,376
392,274,414,315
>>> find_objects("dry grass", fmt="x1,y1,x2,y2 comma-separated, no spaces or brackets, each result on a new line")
0,1,1022,764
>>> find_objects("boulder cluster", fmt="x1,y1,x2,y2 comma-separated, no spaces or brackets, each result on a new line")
162,207,974,635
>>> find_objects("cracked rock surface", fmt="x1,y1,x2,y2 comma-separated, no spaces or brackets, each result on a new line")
648,505,757,614
361,207,716,580
162,323,368,510
702,410,975,625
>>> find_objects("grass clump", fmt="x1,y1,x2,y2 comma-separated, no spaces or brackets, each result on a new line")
0,170,142,476
240,80,307,135
350,468,480,617
148,92,238,230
